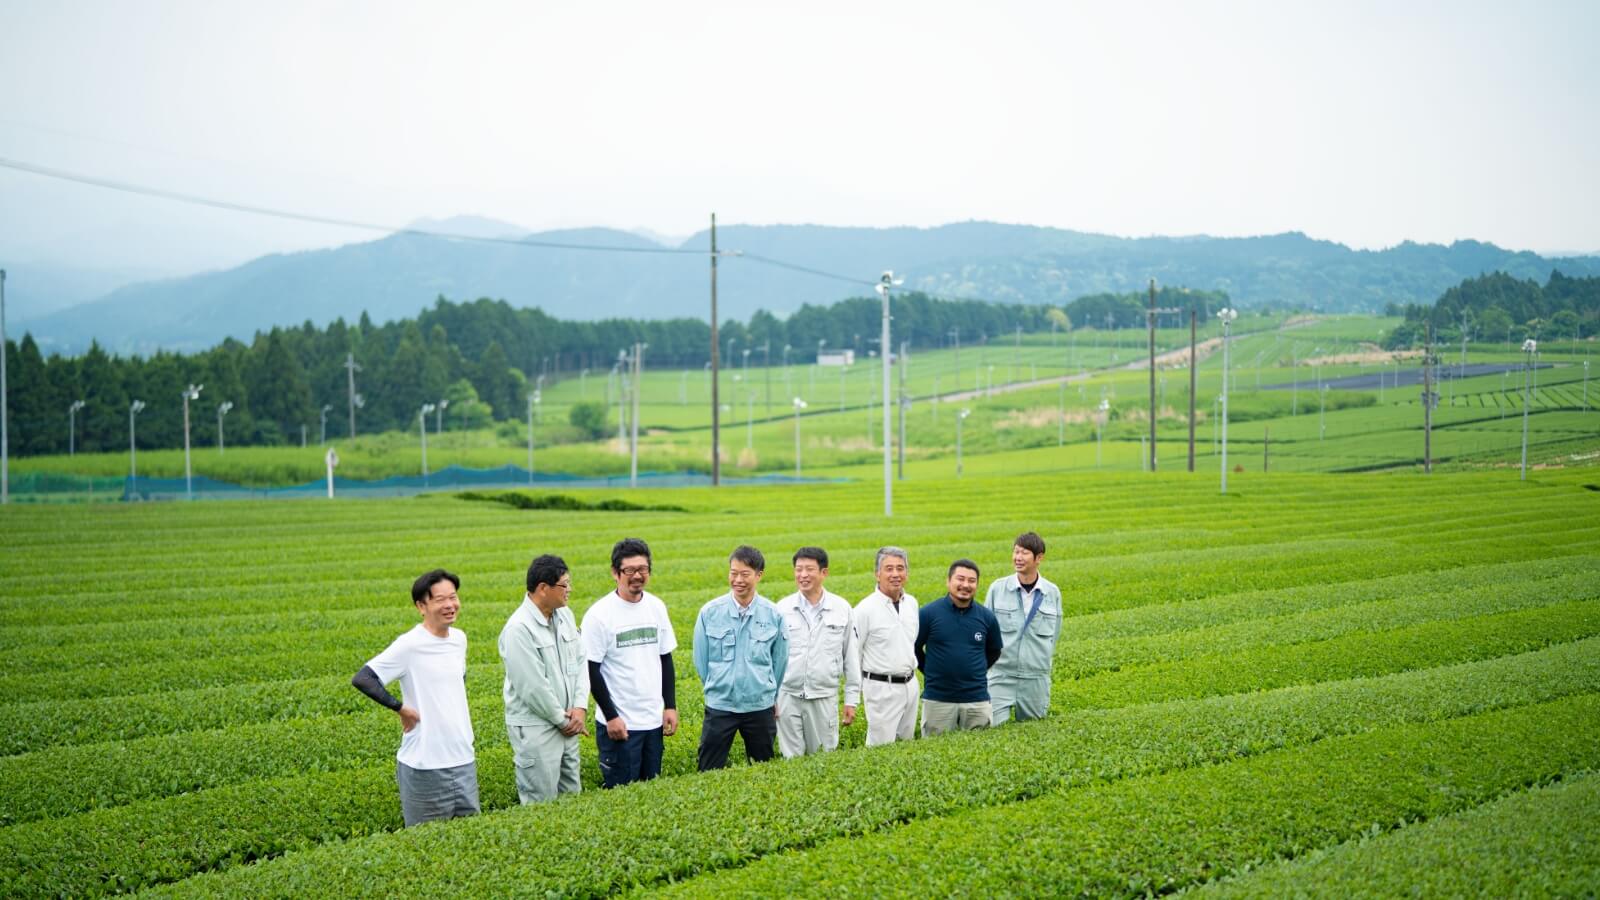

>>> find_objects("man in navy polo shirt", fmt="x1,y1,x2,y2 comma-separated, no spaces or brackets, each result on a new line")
914,558,1002,736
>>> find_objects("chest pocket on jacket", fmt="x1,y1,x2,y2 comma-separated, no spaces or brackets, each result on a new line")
995,606,1021,637
707,625,737,661
749,621,778,664
557,618,581,673
1030,606,1059,637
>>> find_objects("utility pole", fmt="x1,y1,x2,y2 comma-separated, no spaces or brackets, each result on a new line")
1146,279,1180,472
344,352,361,438
710,213,721,487
1187,308,1197,472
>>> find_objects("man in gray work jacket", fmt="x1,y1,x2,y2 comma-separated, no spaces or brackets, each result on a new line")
983,532,1063,724
499,553,589,803
773,546,861,757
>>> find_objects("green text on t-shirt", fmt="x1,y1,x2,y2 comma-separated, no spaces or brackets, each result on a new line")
615,626,658,649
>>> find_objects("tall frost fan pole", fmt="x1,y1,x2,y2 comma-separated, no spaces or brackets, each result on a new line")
1187,307,1197,473
878,270,901,517
344,352,361,438
630,342,644,488
1148,279,1157,471
1218,308,1237,493
710,214,720,487
1423,323,1434,474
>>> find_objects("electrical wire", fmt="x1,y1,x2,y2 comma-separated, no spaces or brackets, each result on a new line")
0,153,1018,306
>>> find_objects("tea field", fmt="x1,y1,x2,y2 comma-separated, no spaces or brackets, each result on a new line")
2,467,1598,896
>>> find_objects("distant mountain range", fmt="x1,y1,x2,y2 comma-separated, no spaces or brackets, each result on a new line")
20,220,1600,355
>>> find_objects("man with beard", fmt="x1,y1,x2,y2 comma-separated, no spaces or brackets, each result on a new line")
914,559,1002,736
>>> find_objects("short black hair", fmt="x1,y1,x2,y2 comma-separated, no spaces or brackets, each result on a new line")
947,558,980,580
611,537,652,572
1015,532,1046,557
526,554,569,593
730,544,765,573
412,569,460,605
792,546,829,569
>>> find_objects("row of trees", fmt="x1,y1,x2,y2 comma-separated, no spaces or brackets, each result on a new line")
3,287,1231,456
1382,271,1600,349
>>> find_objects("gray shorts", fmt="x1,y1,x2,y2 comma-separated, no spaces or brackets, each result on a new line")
396,760,481,827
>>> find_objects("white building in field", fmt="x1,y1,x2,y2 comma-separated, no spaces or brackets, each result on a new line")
818,350,856,367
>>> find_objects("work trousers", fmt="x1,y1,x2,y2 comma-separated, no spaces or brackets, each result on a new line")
697,706,777,771
776,693,840,758
508,721,581,804
991,677,1051,725
920,699,993,737
595,725,664,788
396,760,480,827
863,677,918,747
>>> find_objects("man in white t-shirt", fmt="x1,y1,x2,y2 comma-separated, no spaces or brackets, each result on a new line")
351,568,479,827
581,537,680,788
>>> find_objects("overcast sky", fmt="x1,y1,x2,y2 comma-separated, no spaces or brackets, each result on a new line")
2,0,1597,275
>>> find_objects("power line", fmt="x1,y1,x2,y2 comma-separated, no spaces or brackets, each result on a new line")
0,155,700,255
1,154,1033,308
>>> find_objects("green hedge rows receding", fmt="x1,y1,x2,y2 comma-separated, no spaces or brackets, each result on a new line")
652,693,1600,898
49,638,1588,900
1194,771,1600,899
0,623,411,676
1057,564,1600,680
1056,600,1600,710
1062,554,1600,646
0,675,369,757
9,603,1595,827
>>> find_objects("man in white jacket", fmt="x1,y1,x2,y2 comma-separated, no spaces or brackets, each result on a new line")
774,546,861,757
499,554,589,804
852,546,919,747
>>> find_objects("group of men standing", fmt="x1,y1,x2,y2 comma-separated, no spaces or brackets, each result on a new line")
352,532,1062,827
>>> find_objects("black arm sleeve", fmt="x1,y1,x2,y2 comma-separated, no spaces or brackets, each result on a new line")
351,665,402,711
660,653,677,709
588,660,620,722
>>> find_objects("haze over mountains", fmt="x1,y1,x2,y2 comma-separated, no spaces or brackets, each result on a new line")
17,219,1600,355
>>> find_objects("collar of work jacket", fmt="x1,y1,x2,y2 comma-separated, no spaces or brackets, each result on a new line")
775,590,860,703
694,592,786,713
501,597,585,727
986,572,1063,681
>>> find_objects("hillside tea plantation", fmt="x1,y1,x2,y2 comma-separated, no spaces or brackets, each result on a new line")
2,468,1597,897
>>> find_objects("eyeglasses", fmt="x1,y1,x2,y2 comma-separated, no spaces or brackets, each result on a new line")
554,581,573,591
619,566,651,577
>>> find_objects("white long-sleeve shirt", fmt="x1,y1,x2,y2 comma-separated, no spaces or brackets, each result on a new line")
851,589,919,679
775,590,862,706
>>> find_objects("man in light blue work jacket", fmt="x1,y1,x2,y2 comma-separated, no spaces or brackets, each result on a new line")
692,545,788,771
984,532,1063,724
